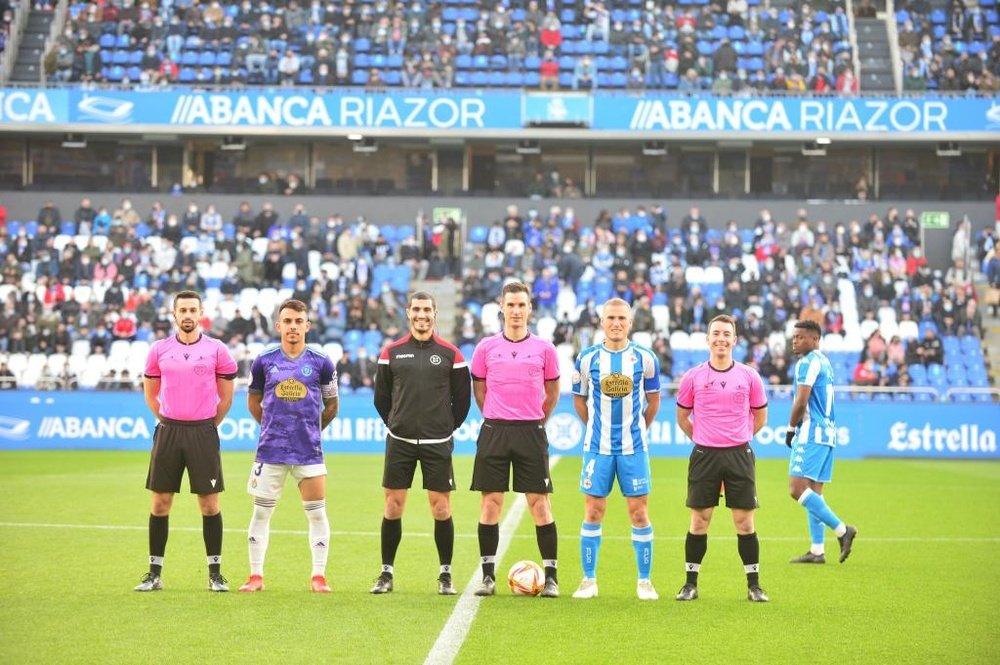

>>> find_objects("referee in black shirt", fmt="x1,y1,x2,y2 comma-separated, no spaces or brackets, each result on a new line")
370,291,472,595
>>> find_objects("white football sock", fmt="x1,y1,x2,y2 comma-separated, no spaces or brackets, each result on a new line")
304,499,330,577
248,498,276,576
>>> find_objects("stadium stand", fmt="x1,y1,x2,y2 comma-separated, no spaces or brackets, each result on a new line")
0,193,994,403
36,0,871,92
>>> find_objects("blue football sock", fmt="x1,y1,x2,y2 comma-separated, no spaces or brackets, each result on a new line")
799,488,844,531
580,521,602,579
808,513,825,553
632,524,654,580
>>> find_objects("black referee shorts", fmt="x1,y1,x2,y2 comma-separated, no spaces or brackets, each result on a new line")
381,435,455,492
686,443,758,510
470,419,552,494
145,418,224,495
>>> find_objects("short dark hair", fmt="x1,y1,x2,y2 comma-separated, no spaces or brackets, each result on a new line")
407,291,436,308
173,290,202,308
278,298,308,314
500,281,531,302
708,314,738,334
793,319,823,337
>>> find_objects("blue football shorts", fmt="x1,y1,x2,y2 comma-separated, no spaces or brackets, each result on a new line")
788,443,835,483
579,450,651,497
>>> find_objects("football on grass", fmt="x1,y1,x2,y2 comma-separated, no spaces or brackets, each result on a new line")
507,560,544,596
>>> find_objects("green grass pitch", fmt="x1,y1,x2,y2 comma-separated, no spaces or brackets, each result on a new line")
1,451,998,665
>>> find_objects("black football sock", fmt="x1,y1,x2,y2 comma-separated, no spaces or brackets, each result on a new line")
536,522,558,581
149,514,168,575
738,532,761,587
380,517,402,575
685,532,708,585
203,512,223,575
434,517,454,569
478,522,499,580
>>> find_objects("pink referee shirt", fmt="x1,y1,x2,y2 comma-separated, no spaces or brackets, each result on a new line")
144,334,238,421
676,361,767,447
471,333,560,421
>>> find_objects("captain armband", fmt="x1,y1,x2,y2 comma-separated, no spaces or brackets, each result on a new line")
321,381,338,399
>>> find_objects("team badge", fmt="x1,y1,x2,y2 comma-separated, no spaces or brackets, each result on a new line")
301,365,313,376
582,478,592,490
429,354,442,365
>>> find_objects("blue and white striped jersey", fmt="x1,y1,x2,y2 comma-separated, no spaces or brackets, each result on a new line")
792,349,837,447
572,341,661,455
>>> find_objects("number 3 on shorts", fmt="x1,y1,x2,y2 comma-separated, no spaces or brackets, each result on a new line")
253,462,263,476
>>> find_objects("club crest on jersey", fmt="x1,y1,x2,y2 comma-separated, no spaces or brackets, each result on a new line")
429,354,442,365
301,365,313,376
600,372,633,398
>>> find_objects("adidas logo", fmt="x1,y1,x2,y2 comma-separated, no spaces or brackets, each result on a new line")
316,541,327,548
249,536,257,543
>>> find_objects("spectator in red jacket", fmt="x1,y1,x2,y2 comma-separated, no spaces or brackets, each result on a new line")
540,49,560,90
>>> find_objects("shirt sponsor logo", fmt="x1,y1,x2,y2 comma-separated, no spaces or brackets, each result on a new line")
274,378,308,401
600,372,633,398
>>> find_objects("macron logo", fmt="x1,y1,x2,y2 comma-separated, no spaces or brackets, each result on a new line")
210,479,217,488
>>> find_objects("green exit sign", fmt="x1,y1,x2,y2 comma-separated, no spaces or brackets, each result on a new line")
920,211,950,229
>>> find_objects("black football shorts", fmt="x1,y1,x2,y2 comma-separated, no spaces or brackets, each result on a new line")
145,418,224,495
382,435,455,492
470,419,553,494
685,443,758,510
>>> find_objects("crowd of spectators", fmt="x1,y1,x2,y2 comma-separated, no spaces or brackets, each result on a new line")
457,200,994,399
0,192,995,400
43,0,865,93
897,0,1000,92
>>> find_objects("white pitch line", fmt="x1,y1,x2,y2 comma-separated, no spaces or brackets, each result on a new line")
422,455,562,665
2,522,999,544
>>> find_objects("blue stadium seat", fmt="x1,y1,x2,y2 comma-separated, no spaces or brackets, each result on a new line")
505,71,525,87
354,38,370,53
960,335,980,354
351,69,369,85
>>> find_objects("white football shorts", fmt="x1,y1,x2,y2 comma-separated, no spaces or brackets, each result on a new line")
246,462,328,499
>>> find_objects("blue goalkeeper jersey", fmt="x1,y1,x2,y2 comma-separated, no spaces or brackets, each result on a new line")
572,341,660,455
792,349,837,447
